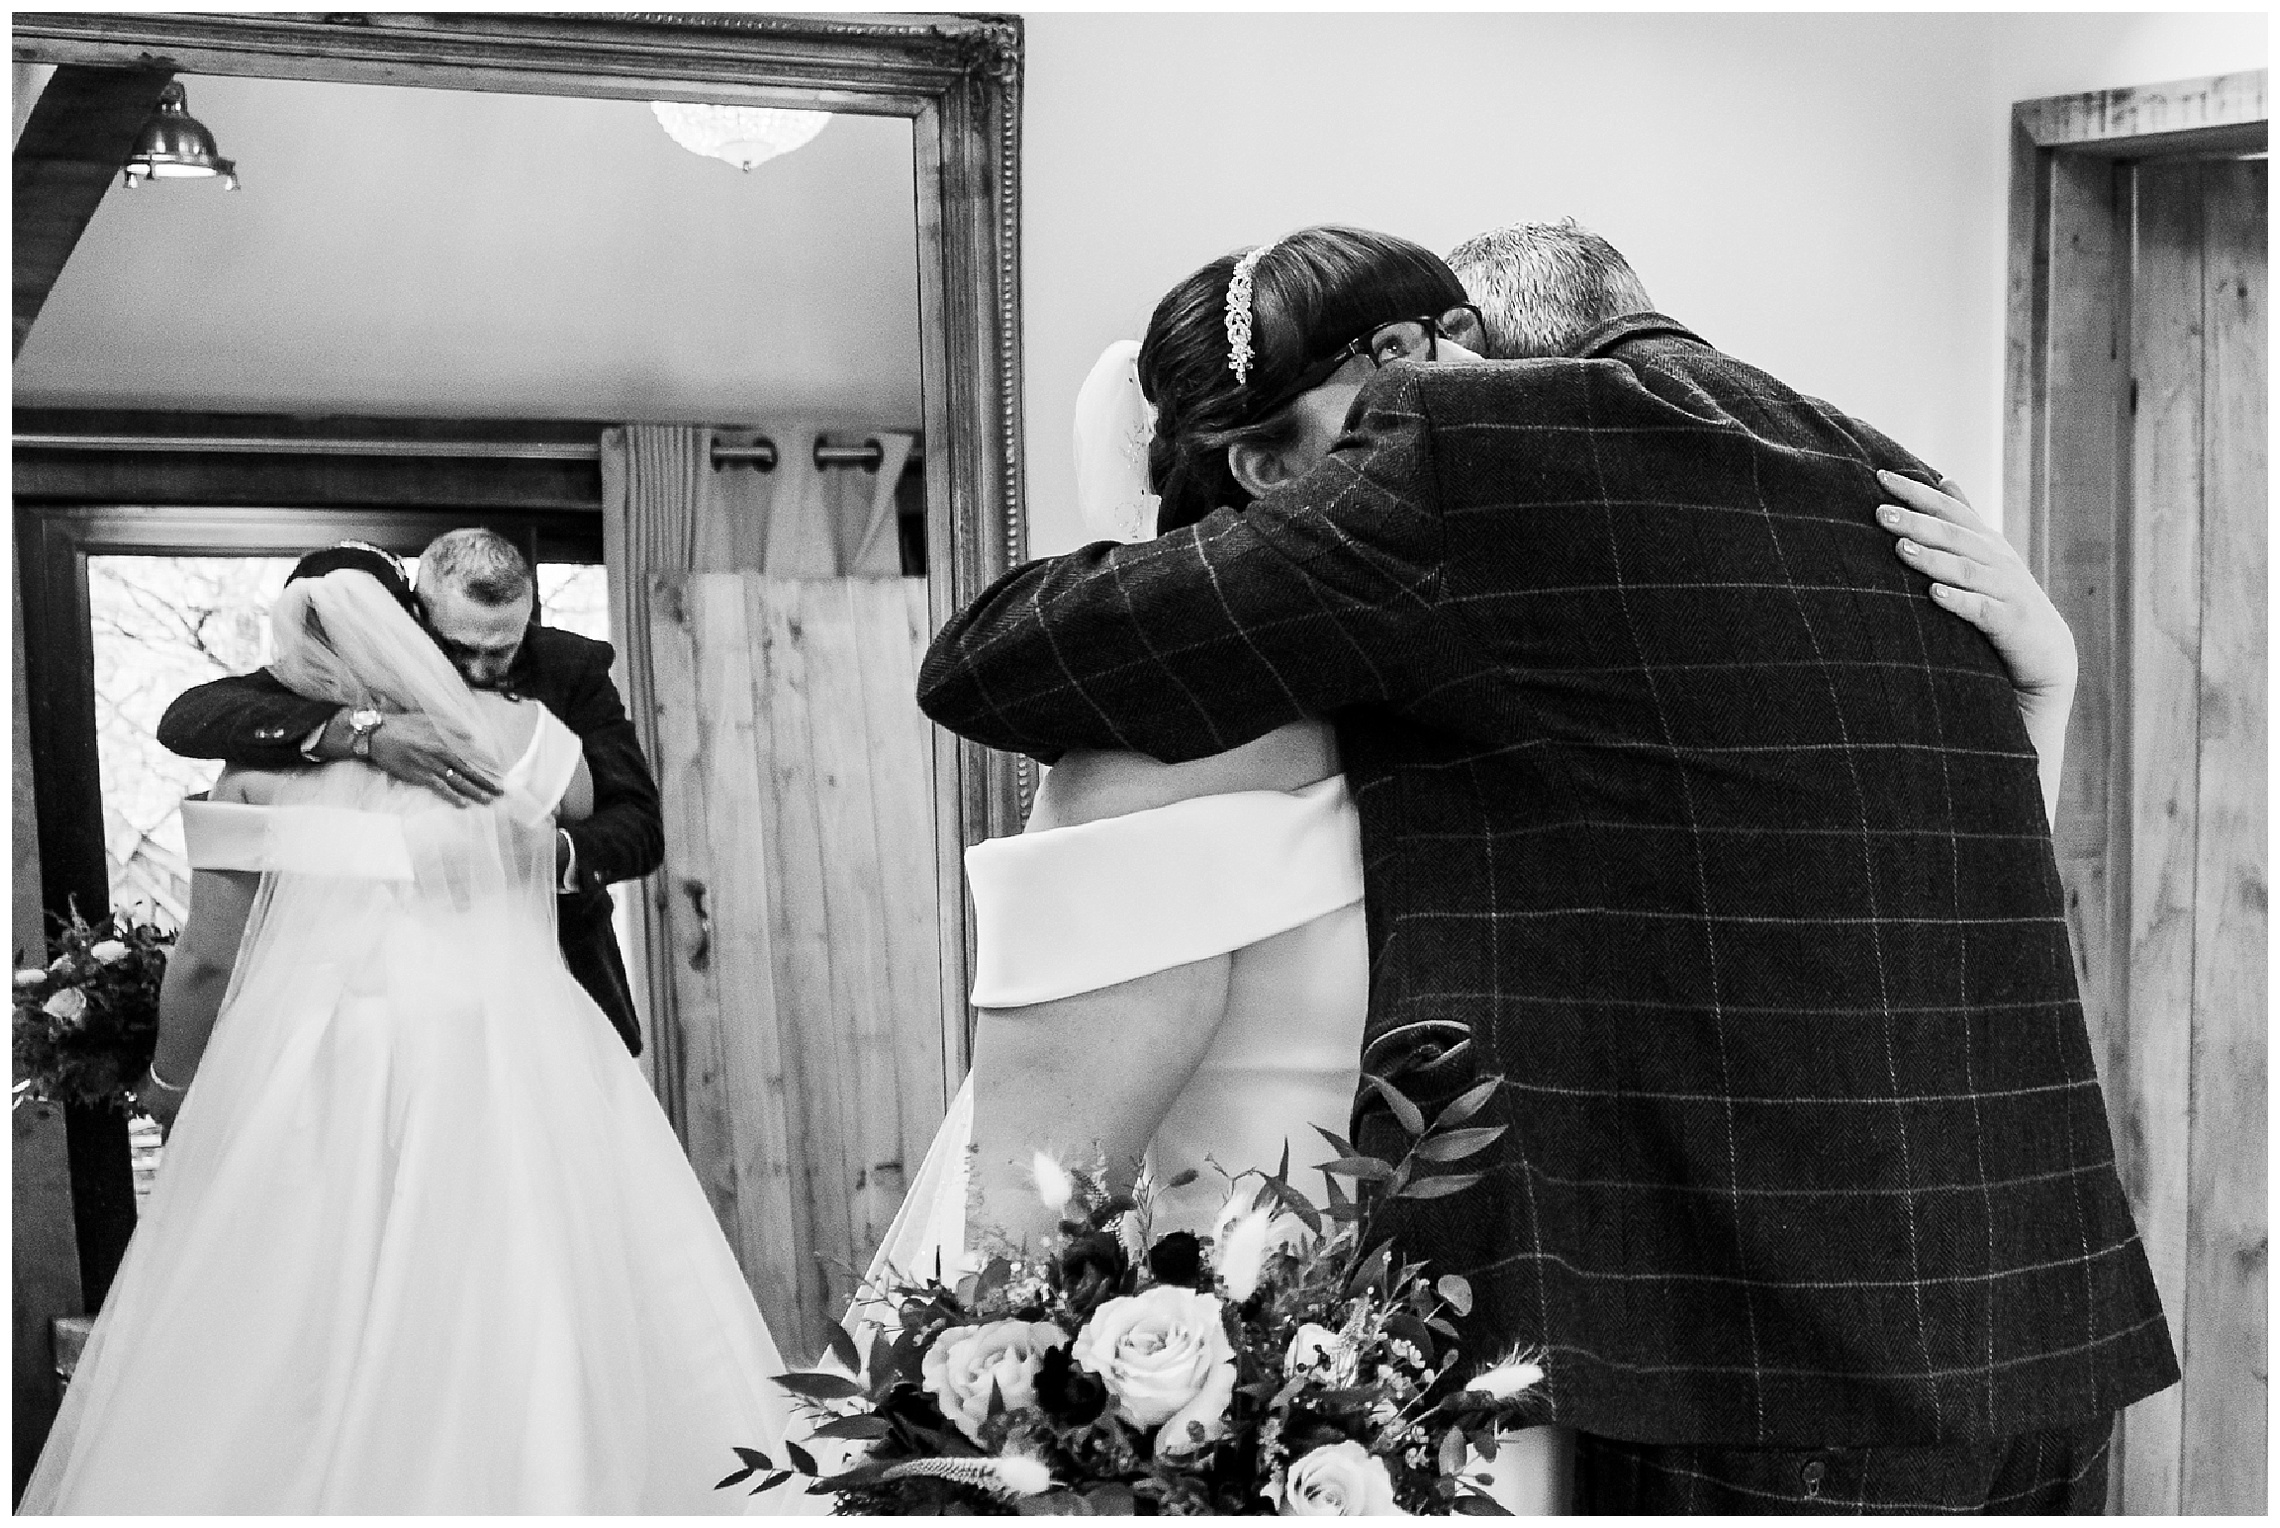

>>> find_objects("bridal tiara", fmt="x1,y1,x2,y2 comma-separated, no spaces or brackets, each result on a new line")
1223,239,1279,386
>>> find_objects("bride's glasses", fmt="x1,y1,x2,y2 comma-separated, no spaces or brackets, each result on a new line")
1323,302,1486,373
1248,303,1487,420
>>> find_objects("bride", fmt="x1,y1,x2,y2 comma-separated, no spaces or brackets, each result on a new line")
20,549,803,1514
863,226,2079,1512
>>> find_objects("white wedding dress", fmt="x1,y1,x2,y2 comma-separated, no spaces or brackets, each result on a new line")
857,721,1567,1511
21,703,803,1514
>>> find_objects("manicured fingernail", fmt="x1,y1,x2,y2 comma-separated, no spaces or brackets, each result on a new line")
1877,505,1900,525
1896,539,1918,556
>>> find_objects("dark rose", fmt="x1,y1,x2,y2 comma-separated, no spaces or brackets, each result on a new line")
1146,1230,1205,1288
1033,1341,1109,1426
1053,1229,1129,1319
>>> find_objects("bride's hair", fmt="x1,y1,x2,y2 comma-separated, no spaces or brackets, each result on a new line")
269,567,499,774
1137,226,1468,534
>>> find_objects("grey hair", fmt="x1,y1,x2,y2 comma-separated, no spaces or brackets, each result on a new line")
417,527,532,606
1444,219,1654,360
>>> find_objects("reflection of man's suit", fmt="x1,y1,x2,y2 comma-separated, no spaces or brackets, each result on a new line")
916,315,2177,1455
157,623,661,1056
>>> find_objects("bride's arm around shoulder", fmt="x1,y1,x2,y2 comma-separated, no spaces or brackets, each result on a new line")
558,750,595,821
1026,719,1340,832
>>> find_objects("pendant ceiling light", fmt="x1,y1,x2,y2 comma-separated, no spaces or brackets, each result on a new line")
122,80,239,190
650,101,830,173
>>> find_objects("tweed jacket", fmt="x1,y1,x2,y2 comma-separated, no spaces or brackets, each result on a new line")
156,624,661,1057
916,314,2177,1446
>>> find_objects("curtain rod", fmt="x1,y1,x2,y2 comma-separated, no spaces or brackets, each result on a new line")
13,432,919,471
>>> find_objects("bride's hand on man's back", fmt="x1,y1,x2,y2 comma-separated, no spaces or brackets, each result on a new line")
1875,471,2078,704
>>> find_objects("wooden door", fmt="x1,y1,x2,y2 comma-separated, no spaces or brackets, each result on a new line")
647,573,946,1360
2032,152,2265,1512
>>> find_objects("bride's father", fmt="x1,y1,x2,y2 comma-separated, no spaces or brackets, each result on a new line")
157,531,661,1056
916,225,2175,1511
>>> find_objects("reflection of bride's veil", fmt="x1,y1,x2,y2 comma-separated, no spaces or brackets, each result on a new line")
216,571,556,1030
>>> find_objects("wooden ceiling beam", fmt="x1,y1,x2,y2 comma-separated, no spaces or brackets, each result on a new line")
12,64,173,359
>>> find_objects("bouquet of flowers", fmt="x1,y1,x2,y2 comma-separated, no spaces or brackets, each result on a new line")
12,904,173,1113
722,1074,1544,1515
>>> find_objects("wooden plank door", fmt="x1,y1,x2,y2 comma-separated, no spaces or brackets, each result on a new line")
2037,153,2265,1513
648,573,947,1360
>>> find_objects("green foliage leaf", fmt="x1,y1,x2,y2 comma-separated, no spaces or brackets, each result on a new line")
1437,1274,1474,1316
811,1414,893,1440
784,1438,819,1476
752,1470,795,1495
1320,1155,1395,1181
1439,1425,1468,1476
1265,1173,1323,1234
1313,1123,1358,1160
1417,1126,1507,1163
1346,1241,1392,1296
1397,1173,1483,1201
824,1320,862,1376
1162,1168,1200,1190
776,1370,866,1401
1431,1077,1502,1132
1363,1073,1427,1137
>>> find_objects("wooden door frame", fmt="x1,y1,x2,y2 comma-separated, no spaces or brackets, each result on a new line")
2003,70,2265,578
11,10,1029,1112
2001,69,2266,1515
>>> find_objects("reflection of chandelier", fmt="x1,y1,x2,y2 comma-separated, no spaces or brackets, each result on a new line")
650,102,830,172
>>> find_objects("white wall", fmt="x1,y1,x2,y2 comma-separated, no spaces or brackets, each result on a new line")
1018,12,2267,554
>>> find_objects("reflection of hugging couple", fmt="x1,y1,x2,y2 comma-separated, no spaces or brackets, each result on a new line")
903,222,2176,1513
23,221,2175,1516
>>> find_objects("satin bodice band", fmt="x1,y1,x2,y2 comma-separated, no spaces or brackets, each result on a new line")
180,708,581,880
182,800,416,882
964,775,1365,1008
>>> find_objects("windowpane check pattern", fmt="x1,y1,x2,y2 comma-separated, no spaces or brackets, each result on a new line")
918,316,2177,1446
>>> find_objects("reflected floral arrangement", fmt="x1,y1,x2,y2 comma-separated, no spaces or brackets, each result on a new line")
13,903,172,1114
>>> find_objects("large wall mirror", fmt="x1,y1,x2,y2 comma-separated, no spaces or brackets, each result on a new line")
12,11,1026,1359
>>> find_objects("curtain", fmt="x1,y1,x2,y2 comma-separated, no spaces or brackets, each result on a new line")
844,432,919,577
598,421,919,1099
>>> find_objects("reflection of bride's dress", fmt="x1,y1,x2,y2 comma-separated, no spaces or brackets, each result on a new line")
860,723,1568,1511
21,709,801,1514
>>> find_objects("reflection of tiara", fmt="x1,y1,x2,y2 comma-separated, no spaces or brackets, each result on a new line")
1223,240,1278,386
334,540,404,577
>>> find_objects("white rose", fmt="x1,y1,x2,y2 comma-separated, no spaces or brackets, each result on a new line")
42,988,87,1024
1280,1440,1400,1516
15,968,47,988
87,940,129,965
1071,1285,1236,1452
920,1319,1065,1443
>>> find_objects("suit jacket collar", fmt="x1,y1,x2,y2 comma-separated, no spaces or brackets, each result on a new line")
1571,310,1709,359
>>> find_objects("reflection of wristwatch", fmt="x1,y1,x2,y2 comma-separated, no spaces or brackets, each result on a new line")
346,707,384,759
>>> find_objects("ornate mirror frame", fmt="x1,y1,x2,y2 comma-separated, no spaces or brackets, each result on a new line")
11,10,1029,1102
